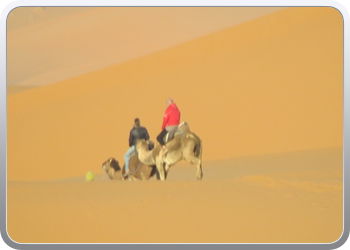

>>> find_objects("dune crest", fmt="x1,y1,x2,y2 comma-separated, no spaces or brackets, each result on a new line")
7,7,285,87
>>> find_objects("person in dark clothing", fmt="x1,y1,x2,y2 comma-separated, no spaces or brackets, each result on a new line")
124,118,150,175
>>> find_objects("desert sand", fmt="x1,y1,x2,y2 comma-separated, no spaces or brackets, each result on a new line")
6,7,343,244
7,7,285,87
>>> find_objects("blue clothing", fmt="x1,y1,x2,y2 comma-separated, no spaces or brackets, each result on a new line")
124,145,135,172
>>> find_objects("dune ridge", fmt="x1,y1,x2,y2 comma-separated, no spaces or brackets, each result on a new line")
7,7,285,87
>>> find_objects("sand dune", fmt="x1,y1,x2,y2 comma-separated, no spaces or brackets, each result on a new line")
7,7,343,181
6,7,343,244
7,7,285,87
6,85,36,95
7,147,343,243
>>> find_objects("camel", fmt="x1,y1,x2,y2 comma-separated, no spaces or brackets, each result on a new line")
135,124,203,180
101,155,159,181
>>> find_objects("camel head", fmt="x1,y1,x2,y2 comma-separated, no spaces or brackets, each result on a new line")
103,157,122,170
102,157,123,180
136,139,150,152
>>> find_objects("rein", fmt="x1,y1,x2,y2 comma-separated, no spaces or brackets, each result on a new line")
124,161,142,177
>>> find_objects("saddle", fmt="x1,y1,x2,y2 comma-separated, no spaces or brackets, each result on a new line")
163,121,191,144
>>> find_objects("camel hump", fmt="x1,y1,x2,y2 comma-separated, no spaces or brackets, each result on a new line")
177,121,190,134
164,122,191,144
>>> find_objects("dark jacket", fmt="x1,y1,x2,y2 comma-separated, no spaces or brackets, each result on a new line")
129,126,150,147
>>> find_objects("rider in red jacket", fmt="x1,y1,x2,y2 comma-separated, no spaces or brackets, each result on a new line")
157,98,181,151
161,101,180,130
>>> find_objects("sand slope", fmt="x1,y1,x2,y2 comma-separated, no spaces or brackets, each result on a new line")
6,7,343,244
7,7,343,181
7,7,285,87
7,147,343,243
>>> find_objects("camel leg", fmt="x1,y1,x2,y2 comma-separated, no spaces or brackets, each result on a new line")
196,160,203,180
164,164,171,180
185,155,203,180
156,157,166,181
155,169,161,180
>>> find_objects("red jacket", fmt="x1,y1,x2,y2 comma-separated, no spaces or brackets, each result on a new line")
161,103,181,130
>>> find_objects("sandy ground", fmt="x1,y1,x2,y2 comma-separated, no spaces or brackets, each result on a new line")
7,148,343,243
6,7,343,244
